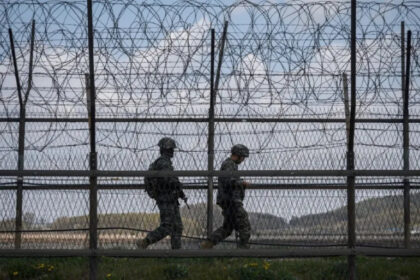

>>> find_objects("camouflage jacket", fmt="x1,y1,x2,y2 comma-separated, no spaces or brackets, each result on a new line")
216,157,245,205
149,155,185,203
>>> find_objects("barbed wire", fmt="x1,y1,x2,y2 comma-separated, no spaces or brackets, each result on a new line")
0,0,419,172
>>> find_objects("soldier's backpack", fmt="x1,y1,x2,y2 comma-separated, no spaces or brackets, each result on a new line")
144,162,159,199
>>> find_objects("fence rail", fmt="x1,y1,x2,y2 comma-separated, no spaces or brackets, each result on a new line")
1,0,420,279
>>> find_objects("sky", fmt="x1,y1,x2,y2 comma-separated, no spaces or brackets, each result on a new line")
0,0,419,223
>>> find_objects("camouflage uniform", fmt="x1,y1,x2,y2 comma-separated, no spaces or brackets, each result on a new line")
208,151,251,248
143,139,186,249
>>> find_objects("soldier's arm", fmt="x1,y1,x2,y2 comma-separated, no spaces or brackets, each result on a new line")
231,180,244,203
224,161,243,203
172,178,185,199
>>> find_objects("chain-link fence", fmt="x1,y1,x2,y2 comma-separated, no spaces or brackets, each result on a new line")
1,0,420,279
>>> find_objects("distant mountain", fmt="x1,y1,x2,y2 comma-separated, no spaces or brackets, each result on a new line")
180,203,288,234
289,192,420,233
10,192,418,237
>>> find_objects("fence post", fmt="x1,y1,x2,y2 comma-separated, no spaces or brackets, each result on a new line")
342,73,350,143
401,22,405,117
403,29,412,249
207,29,216,237
9,27,24,249
347,0,357,278
214,22,228,98
207,22,228,238
9,20,35,249
87,0,98,278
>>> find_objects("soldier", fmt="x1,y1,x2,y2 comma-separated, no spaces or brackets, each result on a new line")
137,137,187,249
201,144,251,249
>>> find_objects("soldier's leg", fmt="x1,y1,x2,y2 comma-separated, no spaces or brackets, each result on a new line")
208,205,234,245
170,204,183,249
145,202,173,245
233,204,251,248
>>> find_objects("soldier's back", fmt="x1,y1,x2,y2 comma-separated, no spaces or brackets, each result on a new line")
152,155,173,171
216,158,237,205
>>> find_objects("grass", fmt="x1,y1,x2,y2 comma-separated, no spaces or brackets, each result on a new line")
0,256,419,280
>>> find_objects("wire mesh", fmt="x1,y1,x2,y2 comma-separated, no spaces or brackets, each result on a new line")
0,190,15,249
0,2,419,279
0,2,419,115
0,1,419,170
411,189,420,249
1,176,419,251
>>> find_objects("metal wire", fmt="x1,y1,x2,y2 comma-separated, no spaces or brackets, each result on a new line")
0,0,419,253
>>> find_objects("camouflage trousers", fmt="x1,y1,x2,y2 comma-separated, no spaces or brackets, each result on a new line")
145,201,183,249
208,202,251,248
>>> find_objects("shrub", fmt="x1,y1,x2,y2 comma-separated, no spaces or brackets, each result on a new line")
163,264,188,280
236,262,296,280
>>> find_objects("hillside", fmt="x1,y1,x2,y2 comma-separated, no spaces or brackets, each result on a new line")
290,192,420,233
3,192,418,236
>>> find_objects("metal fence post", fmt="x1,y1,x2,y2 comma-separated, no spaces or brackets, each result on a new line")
214,22,228,97
9,28,24,249
9,20,35,249
87,0,98,278
348,0,357,278
342,73,350,143
207,22,228,238
207,29,215,237
401,22,405,117
403,29,412,249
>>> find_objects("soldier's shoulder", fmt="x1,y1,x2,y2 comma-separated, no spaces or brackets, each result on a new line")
221,158,232,164
154,156,173,170
221,158,236,170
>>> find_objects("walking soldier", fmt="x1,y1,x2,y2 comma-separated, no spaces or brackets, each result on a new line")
201,144,251,249
137,137,187,249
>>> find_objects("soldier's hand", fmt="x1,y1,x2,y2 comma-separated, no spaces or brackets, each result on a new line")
242,181,250,188
182,196,190,209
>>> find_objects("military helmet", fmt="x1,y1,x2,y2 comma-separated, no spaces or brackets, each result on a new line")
231,144,249,157
158,137,177,150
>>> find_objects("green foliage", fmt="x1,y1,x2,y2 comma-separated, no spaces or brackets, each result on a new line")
356,257,420,280
163,264,189,280
237,264,275,280
5,261,40,280
0,258,87,280
1,257,420,280
384,275,400,280
234,261,298,280
309,260,348,280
